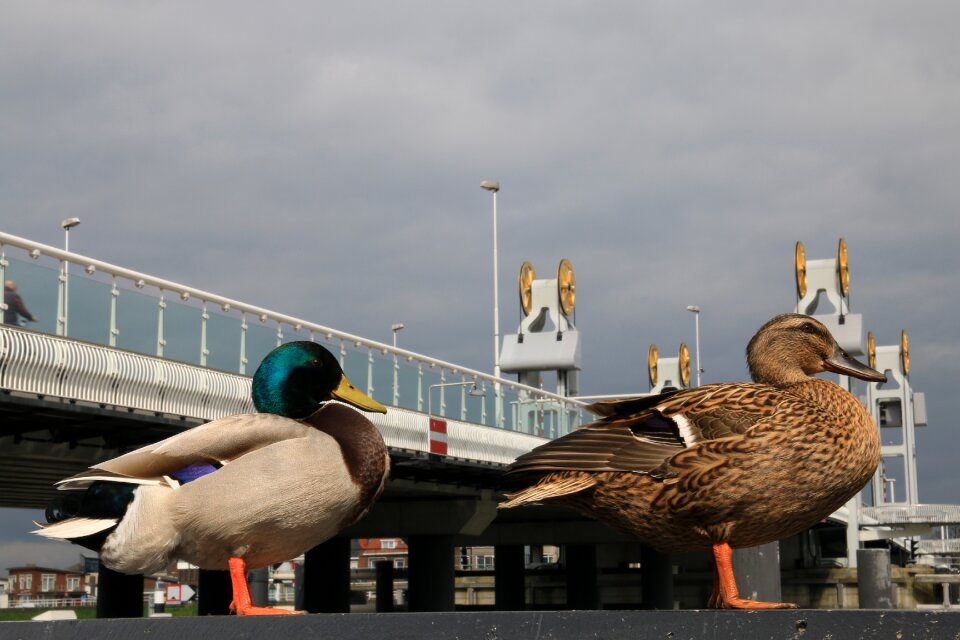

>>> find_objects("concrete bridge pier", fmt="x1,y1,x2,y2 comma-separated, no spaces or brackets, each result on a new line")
564,544,599,609
374,560,395,612
408,535,456,611
96,562,144,618
300,537,352,613
494,544,526,610
641,545,674,609
197,568,232,615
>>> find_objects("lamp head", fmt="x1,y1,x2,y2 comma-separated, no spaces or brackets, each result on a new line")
480,180,500,193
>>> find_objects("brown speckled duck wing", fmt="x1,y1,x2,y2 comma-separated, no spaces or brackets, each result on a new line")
506,383,787,481
503,420,684,480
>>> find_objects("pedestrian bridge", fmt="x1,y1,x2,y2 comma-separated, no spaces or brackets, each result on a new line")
0,230,589,512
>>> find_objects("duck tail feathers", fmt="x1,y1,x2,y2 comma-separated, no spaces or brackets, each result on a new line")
499,473,596,509
32,517,118,541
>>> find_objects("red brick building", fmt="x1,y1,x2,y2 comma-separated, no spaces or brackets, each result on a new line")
356,538,409,569
6,565,88,607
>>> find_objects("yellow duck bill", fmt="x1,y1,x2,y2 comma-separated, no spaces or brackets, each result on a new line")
332,375,388,413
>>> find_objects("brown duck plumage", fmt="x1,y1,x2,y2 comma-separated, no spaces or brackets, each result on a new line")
500,314,885,608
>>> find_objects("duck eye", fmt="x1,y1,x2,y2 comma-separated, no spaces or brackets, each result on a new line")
800,323,819,334
309,358,321,367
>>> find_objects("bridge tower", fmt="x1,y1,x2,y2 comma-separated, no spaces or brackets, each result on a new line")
646,342,692,393
499,260,581,434
866,329,927,506
794,238,870,567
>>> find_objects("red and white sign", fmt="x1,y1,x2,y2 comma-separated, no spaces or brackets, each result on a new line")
165,583,195,603
429,418,448,455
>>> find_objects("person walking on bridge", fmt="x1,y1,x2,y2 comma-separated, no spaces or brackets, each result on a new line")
3,280,37,326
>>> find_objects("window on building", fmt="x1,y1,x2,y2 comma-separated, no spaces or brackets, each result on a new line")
394,559,406,569
381,539,397,550
542,553,555,563
475,555,495,570
41,574,56,592
19,574,32,591
67,576,81,591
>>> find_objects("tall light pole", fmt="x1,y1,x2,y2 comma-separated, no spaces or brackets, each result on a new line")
480,180,501,379
686,305,701,387
480,180,502,428
59,217,80,336
391,323,404,406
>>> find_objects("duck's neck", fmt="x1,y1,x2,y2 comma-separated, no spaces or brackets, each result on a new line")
747,341,814,387
305,404,387,504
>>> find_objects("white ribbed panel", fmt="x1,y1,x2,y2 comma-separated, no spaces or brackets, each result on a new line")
1,326,253,421
369,407,546,464
1,326,545,465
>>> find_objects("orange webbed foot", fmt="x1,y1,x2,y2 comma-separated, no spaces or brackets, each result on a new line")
228,557,305,616
710,542,798,610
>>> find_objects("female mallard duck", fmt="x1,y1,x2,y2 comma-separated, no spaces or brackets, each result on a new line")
35,341,389,616
500,314,885,609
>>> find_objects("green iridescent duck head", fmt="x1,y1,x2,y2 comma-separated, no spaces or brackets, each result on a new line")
252,341,387,419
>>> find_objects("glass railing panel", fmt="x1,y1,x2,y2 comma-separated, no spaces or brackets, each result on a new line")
205,309,242,373
340,343,369,392
3,257,59,335
395,358,422,411
369,348,394,407
115,284,159,355
67,271,112,346
463,381,488,425
162,298,203,366
421,366,444,418
245,320,281,373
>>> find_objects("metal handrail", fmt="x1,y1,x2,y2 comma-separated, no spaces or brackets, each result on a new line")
861,504,960,525
0,231,584,408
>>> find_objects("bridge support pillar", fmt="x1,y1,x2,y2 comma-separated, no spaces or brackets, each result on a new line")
565,544,599,610
249,566,269,606
301,537,351,613
640,545,674,609
408,534,455,611
197,569,232,615
857,548,894,608
375,560,394,612
495,544,525,611
733,542,782,604
96,562,144,618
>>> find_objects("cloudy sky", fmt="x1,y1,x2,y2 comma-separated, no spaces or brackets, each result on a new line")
2,2,959,573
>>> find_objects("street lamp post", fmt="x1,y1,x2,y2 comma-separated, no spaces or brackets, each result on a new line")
391,323,404,406
59,217,81,336
480,180,502,427
686,305,701,387
480,181,501,379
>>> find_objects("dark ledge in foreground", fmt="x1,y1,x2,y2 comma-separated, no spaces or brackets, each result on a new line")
4,610,960,640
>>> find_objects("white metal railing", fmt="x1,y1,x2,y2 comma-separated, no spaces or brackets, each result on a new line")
861,504,960,526
0,230,587,436
919,539,960,555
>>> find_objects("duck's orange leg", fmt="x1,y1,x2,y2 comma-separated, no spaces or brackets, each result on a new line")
228,557,304,616
708,557,722,608
710,542,797,610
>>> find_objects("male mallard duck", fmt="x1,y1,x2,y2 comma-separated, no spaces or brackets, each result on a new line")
500,314,885,609
35,341,389,616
